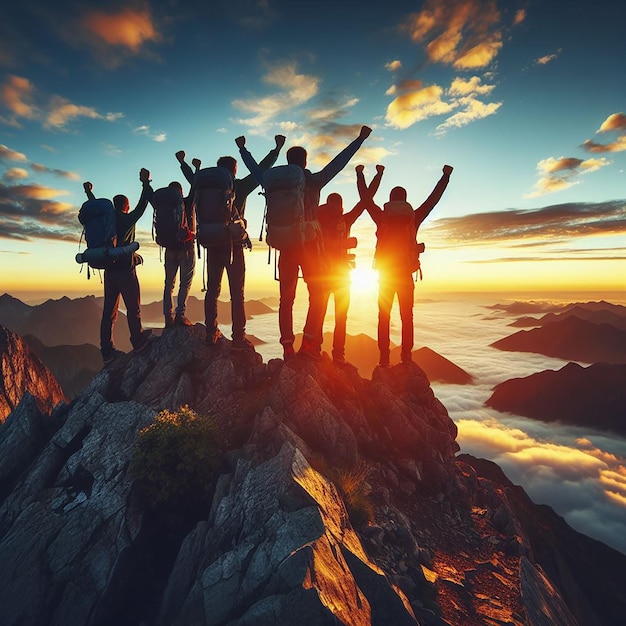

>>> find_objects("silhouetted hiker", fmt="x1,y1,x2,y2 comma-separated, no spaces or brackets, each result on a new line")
83,169,153,364
151,153,201,329
236,125,372,361
360,164,453,367
177,136,285,351
317,164,383,365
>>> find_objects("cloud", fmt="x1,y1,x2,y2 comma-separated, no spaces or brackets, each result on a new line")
386,84,454,129
448,76,495,97
597,112,626,133
0,75,38,126
526,156,611,197
513,9,526,25
3,168,29,181
0,144,27,162
232,61,320,128
133,125,167,143
386,60,402,71
82,8,159,52
403,0,503,69
30,163,80,180
0,181,77,242
427,200,626,247
435,95,501,131
534,50,562,66
0,75,124,131
582,137,626,153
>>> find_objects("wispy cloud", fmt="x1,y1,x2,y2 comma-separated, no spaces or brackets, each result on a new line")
3,168,29,181
232,61,321,128
527,156,611,197
0,144,27,162
582,112,626,154
534,50,562,66
385,60,402,71
0,75,124,131
133,125,167,143
0,181,77,241
30,163,80,180
427,200,626,246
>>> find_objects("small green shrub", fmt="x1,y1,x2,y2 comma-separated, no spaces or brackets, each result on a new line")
130,405,224,512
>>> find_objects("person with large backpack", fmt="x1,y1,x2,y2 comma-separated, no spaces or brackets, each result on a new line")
316,164,385,365
151,153,200,329
177,136,285,349
235,125,372,361
82,168,153,364
360,163,454,367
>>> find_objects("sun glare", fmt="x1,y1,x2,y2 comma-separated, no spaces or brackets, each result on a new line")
350,267,379,295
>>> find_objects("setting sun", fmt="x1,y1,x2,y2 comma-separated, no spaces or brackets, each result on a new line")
350,267,379,295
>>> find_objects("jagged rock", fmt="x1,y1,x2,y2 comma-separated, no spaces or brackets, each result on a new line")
0,325,67,422
0,325,624,626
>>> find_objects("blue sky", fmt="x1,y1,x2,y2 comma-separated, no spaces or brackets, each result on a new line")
0,0,624,297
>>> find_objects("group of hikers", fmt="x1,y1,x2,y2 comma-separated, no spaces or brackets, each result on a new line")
78,125,453,367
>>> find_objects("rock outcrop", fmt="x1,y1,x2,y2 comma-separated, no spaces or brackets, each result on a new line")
0,325,67,422
1,324,624,625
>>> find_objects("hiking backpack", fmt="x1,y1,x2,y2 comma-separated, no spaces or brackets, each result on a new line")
374,200,424,276
151,186,193,248
75,198,140,272
194,167,237,247
317,203,357,270
262,165,306,250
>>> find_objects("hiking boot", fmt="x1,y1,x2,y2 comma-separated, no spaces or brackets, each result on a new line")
164,316,175,329
206,329,223,346
283,345,296,361
333,353,347,366
175,314,193,327
298,344,322,361
133,329,153,353
102,348,125,365
231,337,254,352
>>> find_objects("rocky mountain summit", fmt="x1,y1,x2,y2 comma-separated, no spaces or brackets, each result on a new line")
1,325,624,625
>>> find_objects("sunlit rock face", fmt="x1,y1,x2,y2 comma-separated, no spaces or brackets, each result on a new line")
0,324,623,626
0,325,66,422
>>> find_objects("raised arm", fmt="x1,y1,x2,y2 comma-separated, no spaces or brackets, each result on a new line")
83,181,95,201
127,168,153,225
176,150,195,186
414,164,453,225
314,125,372,188
235,135,265,187
343,200,367,230
236,134,286,197
355,164,383,225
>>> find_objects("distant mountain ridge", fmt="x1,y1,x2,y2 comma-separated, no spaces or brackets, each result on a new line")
509,304,626,330
486,362,626,436
491,315,626,364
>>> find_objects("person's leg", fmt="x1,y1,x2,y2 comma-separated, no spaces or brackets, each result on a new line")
163,248,178,325
120,268,144,348
398,274,415,362
100,270,121,355
227,244,246,341
205,246,227,339
175,245,196,323
377,276,394,366
301,245,326,354
332,278,350,361
278,248,299,353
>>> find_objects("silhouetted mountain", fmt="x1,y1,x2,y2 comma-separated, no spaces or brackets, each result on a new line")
485,362,626,436
0,294,132,350
510,305,626,330
491,316,626,364
299,332,473,382
1,327,622,625
22,335,102,400
0,325,66,422
141,295,275,324
486,301,565,315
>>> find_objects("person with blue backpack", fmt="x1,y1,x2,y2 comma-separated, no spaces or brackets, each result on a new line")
82,168,153,364
235,125,372,361
177,136,286,350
